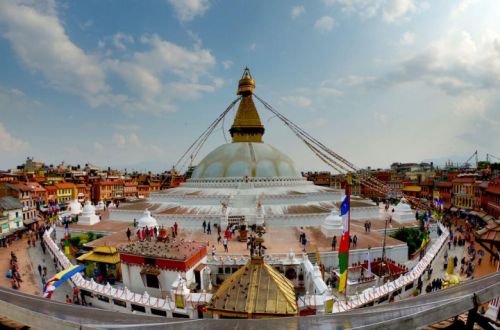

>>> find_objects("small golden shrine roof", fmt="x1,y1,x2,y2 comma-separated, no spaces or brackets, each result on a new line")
206,256,297,318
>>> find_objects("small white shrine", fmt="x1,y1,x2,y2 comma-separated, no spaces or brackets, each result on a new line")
78,201,100,225
138,210,158,229
321,208,344,237
67,199,82,215
392,198,415,223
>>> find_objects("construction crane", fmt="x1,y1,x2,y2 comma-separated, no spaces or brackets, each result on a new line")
486,153,500,163
463,150,478,169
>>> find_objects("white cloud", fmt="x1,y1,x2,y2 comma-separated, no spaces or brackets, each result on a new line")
0,1,110,107
249,43,256,51
80,19,93,31
222,60,233,70
451,0,479,17
314,16,335,32
282,95,313,108
112,133,126,147
453,95,486,117
168,0,210,22
400,31,415,45
0,2,222,114
112,32,134,51
291,5,305,19
322,0,427,22
0,121,30,152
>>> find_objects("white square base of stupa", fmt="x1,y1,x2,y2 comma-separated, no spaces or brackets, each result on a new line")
321,223,343,238
78,215,100,225
392,213,415,223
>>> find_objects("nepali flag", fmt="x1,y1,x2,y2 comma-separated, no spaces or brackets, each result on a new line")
338,196,350,293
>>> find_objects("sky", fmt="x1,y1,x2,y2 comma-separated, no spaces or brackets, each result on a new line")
0,0,499,173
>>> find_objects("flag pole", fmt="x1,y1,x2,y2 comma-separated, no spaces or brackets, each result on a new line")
345,174,352,298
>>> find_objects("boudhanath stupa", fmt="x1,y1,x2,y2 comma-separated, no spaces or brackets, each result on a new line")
109,68,382,230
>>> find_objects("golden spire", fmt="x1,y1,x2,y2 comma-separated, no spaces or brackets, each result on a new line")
230,67,265,143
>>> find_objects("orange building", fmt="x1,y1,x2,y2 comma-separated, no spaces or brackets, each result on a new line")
452,177,477,210
91,180,125,204
137,184,150,199
124,181,138,199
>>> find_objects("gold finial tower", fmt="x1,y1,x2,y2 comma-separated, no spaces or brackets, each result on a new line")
229,67,265,143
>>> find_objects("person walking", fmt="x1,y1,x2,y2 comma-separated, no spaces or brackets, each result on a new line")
173,222,178,236
223,236,228,252
126,228,131,241
43,265,47,277
302,235,307,252
353,235,358,247
211,245,216,257
331,236,337,251
37,264,42,277
202,220,207,233
207,221,211,235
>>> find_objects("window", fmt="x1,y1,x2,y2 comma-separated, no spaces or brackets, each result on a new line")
145,274,159,288
151,308,167,317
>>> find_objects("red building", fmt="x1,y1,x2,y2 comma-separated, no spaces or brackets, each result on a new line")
437,181,453,209
91,179,125,204
485,179,500,218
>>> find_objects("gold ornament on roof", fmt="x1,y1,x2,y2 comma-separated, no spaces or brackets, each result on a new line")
230,67,265,143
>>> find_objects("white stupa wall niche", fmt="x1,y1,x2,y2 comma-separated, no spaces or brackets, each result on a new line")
79,201,100,225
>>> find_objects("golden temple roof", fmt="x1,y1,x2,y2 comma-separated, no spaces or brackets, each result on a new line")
77,247,121,264
230,68,265,143
206,256,297,318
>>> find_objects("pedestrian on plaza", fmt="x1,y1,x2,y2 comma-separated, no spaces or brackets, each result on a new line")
349,235,353,248
211,245,216,257
353,235,358,247
41,241,46,254
453,256,458,268
302,235,307,252
126,228,131,241
207,221,211,235
223,236,228,252
173,222,178,236
427,266,432,280
41,274,46,289
217,224,221,236
37,264,42,277
43,265,47,277
331,236,337,251
202,220,207,233
425,283,432,293
217,233,222,245
299,227,304,242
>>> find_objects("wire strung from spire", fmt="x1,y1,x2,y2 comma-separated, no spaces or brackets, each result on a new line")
174,97,241,172
254,94,427,210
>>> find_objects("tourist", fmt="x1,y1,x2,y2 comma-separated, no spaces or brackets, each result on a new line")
207,221,211,235
217,224,221,237
302,235,307,252
353,235,358,247
37,264,42,277
133,218,137,228
126,228,131,241
203,220,207,233
173,222,178,236
349,235,353,248
331,236,337,251
299,227,304,242
453,256,458,268
368,221,371,232
426,265,432,280
223,236,228,252
478,249,484,265
425,283,432,294
364,221,368,233
218,233,222,245
41,274,46,289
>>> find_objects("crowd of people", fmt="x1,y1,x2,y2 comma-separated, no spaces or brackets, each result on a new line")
7,251,22,289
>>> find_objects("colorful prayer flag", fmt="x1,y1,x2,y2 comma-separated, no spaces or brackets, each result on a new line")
338,196,350,293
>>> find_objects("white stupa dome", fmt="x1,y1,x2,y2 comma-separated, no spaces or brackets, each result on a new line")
191,142,301,179
82,201,96,216
138,210,158,228
68,199,82,215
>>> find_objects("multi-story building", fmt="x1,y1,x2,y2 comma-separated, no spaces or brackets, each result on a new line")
420,179,434,200
25,182,47,208
0,183,37,221
436,181,453,209
75,183,91,203
485,179,500,218
0,196,24,240
55,182,77,204
91,180,125,204
452,177,477,210
124,181,138,199
137,184,150,199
